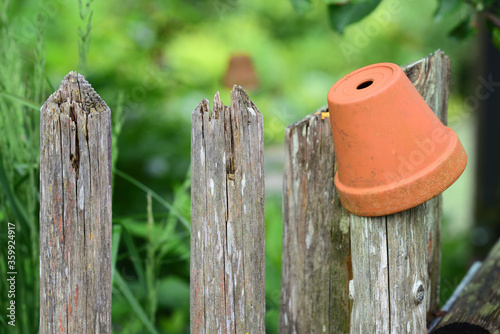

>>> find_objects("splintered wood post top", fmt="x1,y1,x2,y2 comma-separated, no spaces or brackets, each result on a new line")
190,86,265,334
40,71,112,333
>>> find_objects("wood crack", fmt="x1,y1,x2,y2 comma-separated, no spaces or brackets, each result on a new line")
69,105,80,178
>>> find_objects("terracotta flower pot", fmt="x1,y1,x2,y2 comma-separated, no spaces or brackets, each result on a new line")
327,63,467,217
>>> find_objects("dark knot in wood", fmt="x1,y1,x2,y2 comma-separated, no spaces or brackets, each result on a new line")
414,282,425,305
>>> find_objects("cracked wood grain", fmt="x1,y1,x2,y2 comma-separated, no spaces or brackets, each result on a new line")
190,86,265,334
40,72,112,333
279,50,449,334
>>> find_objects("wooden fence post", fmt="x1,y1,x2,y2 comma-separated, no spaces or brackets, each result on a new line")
40,72,112,332
279,50,449,333
279,109,352,334
432,237,500,333
190,86,265,333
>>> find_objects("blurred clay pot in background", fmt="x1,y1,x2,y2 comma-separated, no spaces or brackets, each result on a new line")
327,63,467,217
223,54,259,91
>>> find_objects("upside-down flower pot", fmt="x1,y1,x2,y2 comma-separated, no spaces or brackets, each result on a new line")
327,63,467,217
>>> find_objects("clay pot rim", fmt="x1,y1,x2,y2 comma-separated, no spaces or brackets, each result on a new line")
335,127,467,216
335,127,460,195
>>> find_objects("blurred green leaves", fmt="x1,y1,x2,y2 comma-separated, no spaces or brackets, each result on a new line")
287,0,500,52
324,0,350,4
433,0,500,45
327,0,382,34
449,17,476,40
434,0,466,20
290,0,312,13
287,0,383,34
493,27,500,49
433,0,475,41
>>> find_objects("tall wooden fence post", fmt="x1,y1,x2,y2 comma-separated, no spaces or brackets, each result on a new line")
279,50,449,333
191,86,265,333
40,72,112,332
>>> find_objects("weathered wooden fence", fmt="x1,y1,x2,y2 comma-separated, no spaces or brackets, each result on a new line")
39,52,496,333
40,72,112,332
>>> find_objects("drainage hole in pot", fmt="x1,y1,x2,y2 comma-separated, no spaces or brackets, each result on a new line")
357,80,373,90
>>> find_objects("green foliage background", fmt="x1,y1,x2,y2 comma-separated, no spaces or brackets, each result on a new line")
0,0,483,332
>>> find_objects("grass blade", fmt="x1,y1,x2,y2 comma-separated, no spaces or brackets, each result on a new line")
114,169,189,231
0,158,30,227
146,193,158,324
0,91,39,110
114,272,160,334
112,224,122,282
45,76,55,93
121,225,146,290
